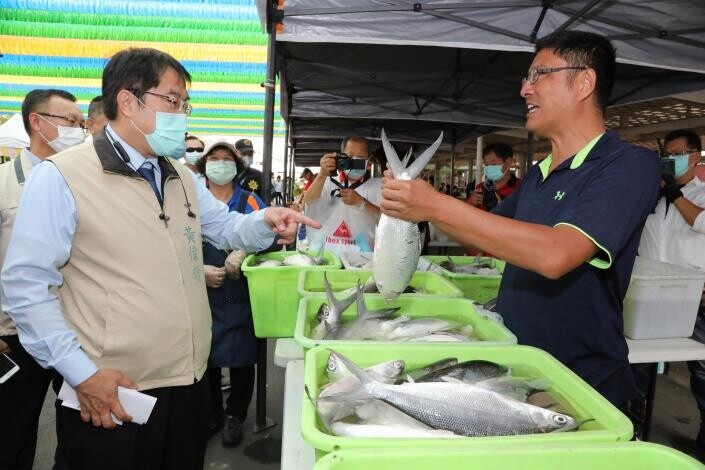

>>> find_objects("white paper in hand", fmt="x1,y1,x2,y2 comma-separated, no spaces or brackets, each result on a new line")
58,381,157,425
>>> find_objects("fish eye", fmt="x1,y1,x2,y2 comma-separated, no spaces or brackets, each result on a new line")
393,361,404,370
327,361,337,372
554,415,567,425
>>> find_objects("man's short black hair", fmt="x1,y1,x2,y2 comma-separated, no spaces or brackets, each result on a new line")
102,48,191,120
664,129,702,153
535,30,616,114
340,135,369,155
482,142,514,161
87,95,104,119
21,88,78,134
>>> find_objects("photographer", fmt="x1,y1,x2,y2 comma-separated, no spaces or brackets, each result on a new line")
301,135,381,254
468,142,521,211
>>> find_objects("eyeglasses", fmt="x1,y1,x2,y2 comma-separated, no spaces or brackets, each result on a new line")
522,66,587,85
186,147,204,153
130,89,192,115
36,112,86,130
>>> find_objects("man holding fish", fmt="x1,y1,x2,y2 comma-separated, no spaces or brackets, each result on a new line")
379,30,660,410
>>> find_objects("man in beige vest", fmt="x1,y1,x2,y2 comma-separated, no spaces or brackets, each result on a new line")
1,48,318,470
0,88,84,470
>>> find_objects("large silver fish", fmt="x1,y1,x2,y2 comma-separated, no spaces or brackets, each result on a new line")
319,351,579,437
373,130,443,302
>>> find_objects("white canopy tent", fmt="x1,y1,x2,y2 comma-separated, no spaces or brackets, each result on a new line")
0,113,30,151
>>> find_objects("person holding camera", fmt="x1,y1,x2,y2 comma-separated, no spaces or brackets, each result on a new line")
301,135,381,253
468,142,521,212
638,129,705,453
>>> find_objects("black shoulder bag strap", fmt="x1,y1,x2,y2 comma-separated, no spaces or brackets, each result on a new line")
14,155,25,185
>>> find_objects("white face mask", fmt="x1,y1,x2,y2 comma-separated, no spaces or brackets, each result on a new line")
38,116,85,152
184,150,203,165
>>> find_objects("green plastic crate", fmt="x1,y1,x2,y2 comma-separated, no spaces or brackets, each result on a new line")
422,255,505,303
241,250,341,338
302,344,634,460
297,269,463,298
314,443,704,469
294,295,516,350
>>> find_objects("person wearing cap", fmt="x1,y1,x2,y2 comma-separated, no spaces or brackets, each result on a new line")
232,138,265,199
195,140,268,448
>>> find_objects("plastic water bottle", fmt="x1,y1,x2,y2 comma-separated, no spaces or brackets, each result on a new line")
296,223,308,251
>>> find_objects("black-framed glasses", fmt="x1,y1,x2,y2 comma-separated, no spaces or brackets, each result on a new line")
36,112,86,130
130,89,192,115
522,66,587,85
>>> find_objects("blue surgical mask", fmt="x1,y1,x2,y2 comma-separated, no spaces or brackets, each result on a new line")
131,101,187,158
484,165,504,182
669,153,691,178
206,160,237,185
242,155,253,168
344,169,366,180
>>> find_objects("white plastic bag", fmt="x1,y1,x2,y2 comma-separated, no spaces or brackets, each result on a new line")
305,197,377,255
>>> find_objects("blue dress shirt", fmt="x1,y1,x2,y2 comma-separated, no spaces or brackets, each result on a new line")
1,125,276,387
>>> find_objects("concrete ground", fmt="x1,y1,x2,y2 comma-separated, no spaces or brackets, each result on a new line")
31,344,705,469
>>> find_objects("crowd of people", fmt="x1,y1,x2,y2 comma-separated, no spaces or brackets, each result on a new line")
0,29,704,470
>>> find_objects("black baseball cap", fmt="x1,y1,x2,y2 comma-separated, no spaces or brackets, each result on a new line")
235,138,254,155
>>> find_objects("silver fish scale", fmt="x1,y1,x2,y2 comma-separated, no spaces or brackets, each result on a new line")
367,381,569,437
373,214,420,302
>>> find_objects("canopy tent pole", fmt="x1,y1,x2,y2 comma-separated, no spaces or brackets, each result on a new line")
254,1,278,435
450,129,457,197
525,132,534,177
474,135,484,189
261,2,278,206
282,120,290,204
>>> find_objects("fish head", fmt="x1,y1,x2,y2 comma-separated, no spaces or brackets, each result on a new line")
326,351,349,381
530,408,578,433
317,303,331,322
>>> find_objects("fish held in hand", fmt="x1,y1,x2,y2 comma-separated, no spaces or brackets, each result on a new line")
373,129,443,302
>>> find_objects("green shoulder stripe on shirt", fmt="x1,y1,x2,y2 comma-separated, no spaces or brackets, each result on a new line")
539,132,605,180
554,222,612,269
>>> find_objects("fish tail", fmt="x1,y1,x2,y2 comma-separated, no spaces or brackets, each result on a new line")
406,132,443,179
381,129,405,177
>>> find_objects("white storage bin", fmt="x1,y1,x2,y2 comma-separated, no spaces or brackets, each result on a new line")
623,256,705,339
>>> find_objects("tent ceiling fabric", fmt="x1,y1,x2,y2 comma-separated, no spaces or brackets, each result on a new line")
264,0,705,161
0,0,283,137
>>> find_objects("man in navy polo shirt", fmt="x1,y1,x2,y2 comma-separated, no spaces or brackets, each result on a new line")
380,30,660,409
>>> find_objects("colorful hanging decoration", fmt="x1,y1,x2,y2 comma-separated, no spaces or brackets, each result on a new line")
0,0,281,137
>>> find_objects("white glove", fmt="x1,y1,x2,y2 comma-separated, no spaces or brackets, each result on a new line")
224,250,247,280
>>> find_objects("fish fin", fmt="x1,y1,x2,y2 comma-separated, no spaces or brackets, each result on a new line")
527,378,551,391
381,129,404,178
440,376,464,384
305,385,333,433
364,307,401,321
405,132,443,179
405,374,415,384
326,272,357,316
